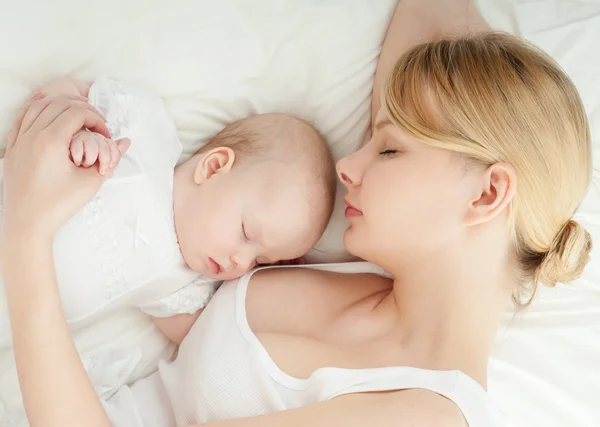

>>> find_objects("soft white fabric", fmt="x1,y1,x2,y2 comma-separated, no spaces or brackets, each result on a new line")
0,77,217,342
0,78,218,427
0,308,176,427
0,1,599,427
102,263,506,427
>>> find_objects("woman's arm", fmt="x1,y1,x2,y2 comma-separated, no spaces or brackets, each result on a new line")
193,388,466,427
1,234,111,427
1,95,124,427
371,0,491,124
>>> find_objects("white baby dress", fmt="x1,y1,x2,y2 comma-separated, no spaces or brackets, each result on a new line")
0,77,218,426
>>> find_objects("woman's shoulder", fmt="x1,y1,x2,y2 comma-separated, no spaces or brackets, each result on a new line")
248,263,391,298
250,261,391,280
244,264,392,329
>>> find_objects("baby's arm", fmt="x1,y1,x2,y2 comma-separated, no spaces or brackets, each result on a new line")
144,278,219,345
152,311,203,345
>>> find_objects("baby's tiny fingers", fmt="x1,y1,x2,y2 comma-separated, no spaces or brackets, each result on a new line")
106,138,120,169
82,138,99,167
96,136,111,175
70,138,84,166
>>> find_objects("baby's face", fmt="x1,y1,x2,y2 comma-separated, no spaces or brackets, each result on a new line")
176,167,318,280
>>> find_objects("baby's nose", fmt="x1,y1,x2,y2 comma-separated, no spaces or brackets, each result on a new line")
230,253,254,271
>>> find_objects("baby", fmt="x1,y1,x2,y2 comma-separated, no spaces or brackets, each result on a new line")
0,77,336,346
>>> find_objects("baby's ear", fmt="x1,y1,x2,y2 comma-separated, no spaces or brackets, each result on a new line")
193,147,236,184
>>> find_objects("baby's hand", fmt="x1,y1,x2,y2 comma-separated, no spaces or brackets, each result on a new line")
70,130,127,175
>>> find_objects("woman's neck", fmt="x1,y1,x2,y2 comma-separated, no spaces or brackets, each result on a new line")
380,237,514,387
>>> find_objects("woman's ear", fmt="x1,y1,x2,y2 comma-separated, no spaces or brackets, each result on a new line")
465,162,517,226
193,147,236,185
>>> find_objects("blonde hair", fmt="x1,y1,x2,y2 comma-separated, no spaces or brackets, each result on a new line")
382,32,592,304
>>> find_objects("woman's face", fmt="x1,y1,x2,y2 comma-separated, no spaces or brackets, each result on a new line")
336,111,481,270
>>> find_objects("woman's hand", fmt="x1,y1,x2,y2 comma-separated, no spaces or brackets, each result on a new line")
2,93,130,239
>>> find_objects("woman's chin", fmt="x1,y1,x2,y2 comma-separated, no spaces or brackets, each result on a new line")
343,227,362,258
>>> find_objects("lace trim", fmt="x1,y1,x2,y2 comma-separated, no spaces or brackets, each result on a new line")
140,278,220,317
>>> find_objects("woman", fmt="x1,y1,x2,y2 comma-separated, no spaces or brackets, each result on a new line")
1,1,592,427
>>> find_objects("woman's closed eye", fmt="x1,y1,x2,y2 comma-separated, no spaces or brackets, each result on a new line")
378,149,399,156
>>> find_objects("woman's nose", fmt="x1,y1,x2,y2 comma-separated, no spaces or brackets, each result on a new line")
336,156,360,188
339,171,353,185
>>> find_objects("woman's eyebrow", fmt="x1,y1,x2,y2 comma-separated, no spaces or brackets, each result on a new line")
375,118,392,131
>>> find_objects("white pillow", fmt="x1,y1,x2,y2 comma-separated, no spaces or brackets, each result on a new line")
0,0,398,263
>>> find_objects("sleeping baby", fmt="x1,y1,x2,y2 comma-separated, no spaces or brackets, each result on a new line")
0,77,336,345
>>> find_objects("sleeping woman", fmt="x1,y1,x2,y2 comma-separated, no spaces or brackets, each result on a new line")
0,0,592,426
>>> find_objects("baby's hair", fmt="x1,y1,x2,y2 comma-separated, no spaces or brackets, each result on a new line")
195,120,266,163
196,113,337,234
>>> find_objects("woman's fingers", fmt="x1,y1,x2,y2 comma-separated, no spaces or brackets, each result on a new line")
45,105,110,142
2,97,115,237
5,94,39,152
30,98,109,138
19,95,86,135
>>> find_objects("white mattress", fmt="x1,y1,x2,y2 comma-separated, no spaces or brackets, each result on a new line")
0,1,598,426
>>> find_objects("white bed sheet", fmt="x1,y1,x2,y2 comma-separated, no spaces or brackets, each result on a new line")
0,1,598,426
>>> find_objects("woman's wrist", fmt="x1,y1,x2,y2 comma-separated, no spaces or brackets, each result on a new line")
0,225,55,279
1,219,56,246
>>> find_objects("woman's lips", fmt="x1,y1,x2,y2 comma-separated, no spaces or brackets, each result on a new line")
344,198,363,219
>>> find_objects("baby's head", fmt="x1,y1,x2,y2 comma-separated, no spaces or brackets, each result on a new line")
173,113,336,280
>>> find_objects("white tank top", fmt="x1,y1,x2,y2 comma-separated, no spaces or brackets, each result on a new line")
103,263,507,427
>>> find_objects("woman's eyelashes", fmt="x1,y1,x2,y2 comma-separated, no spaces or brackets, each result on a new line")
378,149,399,156
241,222,249,241
377,137,403,157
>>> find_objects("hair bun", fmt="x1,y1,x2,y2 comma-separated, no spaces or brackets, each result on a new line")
536,220,592,287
